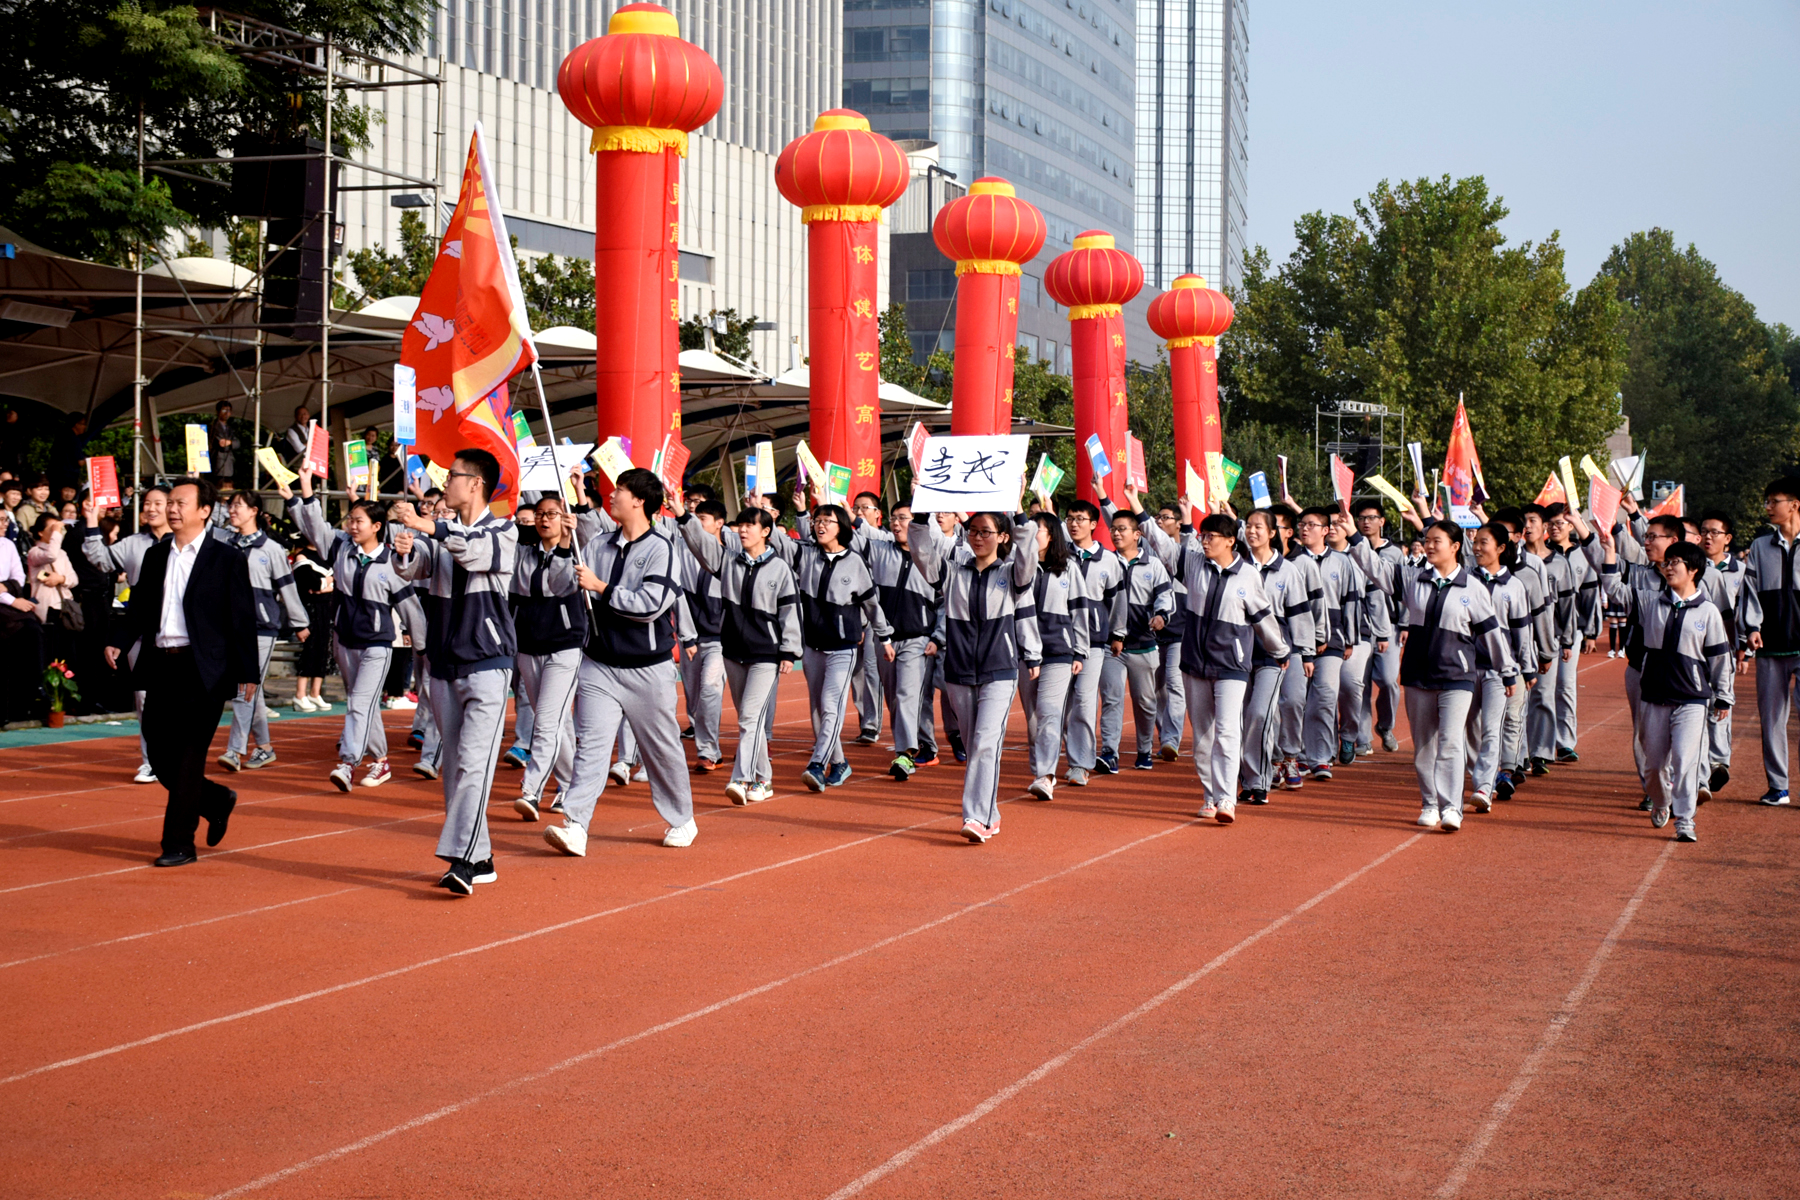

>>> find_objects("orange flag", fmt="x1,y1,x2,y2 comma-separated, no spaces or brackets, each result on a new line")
400,123,538,513
1443,400,1487,506
1649,485,1685,519
1533,472,1567,507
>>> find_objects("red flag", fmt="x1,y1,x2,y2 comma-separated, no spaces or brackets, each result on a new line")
401,123,539,514
1533,472,1567,507
1588,475,1622,530
1443,400,1485,507
1649,485,1684,519
1330,453,1354,504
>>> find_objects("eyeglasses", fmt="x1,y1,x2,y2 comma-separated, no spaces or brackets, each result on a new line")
965,527,1001,539
1067,514,1094,524
1701,528,1730,538
1199,531,1233,542
1645,532,1677,542
1298,521,1326,531
446,470,481,482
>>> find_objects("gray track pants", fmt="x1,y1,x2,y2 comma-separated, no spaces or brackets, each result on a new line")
944,678,1016,826
1338,642,1372,748
803,646,858,767
1465,673,1507,793
1555,643,1581,750
227,633,278,755
1407,686,1474,817
1527,650,1565,759
335,643,391,764
1756,655,1800,789
517,649,581,801
1362,638,1402,745
1102,650,1160,756
681,639,724,762
1099,651,1127,753
1710,706,1732,770
1303,651,1346,766
512,663,534,749
723,658,782,783
853,626,883,739
561,657,693,832
430,668,510,864
879,635,934,757
1186,674,1248,808
1501,676,1530,770
1156,639,1186,750
1063,646,1106,771
1642,701,1708,823
413,653,443,769
1278,652,1309,760
1238,661,1285,791
1020,660,1075,778
1625,664,1647,792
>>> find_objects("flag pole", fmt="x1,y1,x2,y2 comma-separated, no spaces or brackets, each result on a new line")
524,361,595,611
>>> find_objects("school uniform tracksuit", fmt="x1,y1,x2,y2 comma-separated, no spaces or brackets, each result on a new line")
774,530,892,775
1356,539,1407,753
1277,552,1326,776
1106,548,1177,760
675,532,726,766
1520,546,1577,763
1018,564,1091,782
80,525,165,771
218,529,310,757
1237,548,1317,795
1296,546,1361,770
510,539,586,806
1739,529,1800,794
1133,511,1191,755
1464,567,1530,798
1336,549,1392,759
852,520,942,766
1065,541,1123,777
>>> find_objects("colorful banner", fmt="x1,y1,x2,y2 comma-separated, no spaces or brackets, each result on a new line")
1533,473,1567,507
343,439,371,491
185,425,211,474
1329,453,1354,504
1443,401,1482,508
910,435,1030,513
1649,484,1685,519
1127,436,1148,492
1588,475,1622,531
1028,454,1065,506
824,462,853,506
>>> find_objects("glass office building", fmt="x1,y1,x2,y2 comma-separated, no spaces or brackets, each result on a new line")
1133,0,1247,292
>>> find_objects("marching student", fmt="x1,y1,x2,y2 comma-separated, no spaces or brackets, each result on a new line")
215,490,310,772
1018,510,1088,801
1328,508,1391,766
502,502,538,772
1584,506,1681,807
282,470,413,791
1172,505,1291,823
1547,503,1600,761
1488,506,1555,799
1061,496,1123,783
672,491,802,805
1097,484,1176,771
389,449,519,893
1348,506,1515,832
79,484,171,784
675,498,728,773
508,494,585,821
1293,506,1361,781
1598,530,1732,842
1349,498,1406,754
1236,508,1316,805
1102,485,1189,764
928,510,969,762
849,491,888,746
1736,476,1800,806
848,501,943,780
907,507,1038,843
1695,511,1746,798
1273,505,1323,789
1463,522,1530,813
1518,504,1576,776
774,493,894,792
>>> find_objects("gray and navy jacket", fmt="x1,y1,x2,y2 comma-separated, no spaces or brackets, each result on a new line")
1554,538,1602,640
390,509,518,677
1351,534,1514,692
1109,546,1176,654
1067,540,1124,650
1738,529,1800,656
674,530,724,645
773,524,892,653
290,497,417,650
1108,501,1191,649
1509,551,1556,678
510,538,586,656
566,520,683,670
1018,564,1091,665
1601,566,1733,708
1705,553,1748,647
851,518,942,643
1296,546,1361,652
212,528,309,636
1173,543,1289,682
81,526,164,587
1334,541,1392,645
1243,547,1318,667
1467,566,1527,685
1518,546,1578,649
908,512,1037,686
680,519,803,665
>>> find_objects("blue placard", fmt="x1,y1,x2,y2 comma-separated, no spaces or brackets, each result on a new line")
1248,471,1271,509
1083,432,1112,478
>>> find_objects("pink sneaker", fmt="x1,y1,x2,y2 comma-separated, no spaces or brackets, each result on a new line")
359,760,392,788
960,818,991,843
1199,803,1218,819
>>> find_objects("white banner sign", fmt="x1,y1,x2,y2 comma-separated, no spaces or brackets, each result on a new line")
392,364,418,444
519,442,596,493
909,435,1030,513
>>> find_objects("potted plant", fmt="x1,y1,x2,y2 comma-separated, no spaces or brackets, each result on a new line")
44,660,79,728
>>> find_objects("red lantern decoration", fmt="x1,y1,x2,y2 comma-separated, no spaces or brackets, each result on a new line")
1045,231,1144,544
930,178,1047,435
558,4,723,478
775,110,909,500
1146,274,1234,507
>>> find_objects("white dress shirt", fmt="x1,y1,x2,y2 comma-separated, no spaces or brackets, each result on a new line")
156,536,203,648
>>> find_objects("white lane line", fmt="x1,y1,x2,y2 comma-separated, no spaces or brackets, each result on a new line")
0,784,128,807
205,815,1209,1199
2,803,989,1087
1433,839,1675,1199
822,832,1427,1200
0,888,364,971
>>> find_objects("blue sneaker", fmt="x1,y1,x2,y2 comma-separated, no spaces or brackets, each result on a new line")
1133,752,1154,770
1759,789,1791,806
1094,748,1120,775
825,761,853,788
1338,739,1355,766
802,762,826,792
502,745,531,769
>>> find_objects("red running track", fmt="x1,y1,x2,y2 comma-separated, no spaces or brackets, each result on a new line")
1,653,1796,1198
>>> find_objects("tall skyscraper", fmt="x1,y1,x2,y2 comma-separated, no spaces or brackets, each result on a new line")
1133,0,1247,293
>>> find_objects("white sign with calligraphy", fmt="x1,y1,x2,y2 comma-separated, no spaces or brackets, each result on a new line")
909,435,1030,514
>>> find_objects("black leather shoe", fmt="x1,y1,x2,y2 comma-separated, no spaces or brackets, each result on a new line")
154,849,198,867
205,790,238,848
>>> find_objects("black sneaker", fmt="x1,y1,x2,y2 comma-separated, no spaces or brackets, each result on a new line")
1133,752,1154,770
1094,748,1119,775
948,734,967,763
1708,765,1729,796
1247,789,1269,805
469,858,497,884
1529,758,1551,777
1495,772,1515,802
681,725,695,740
1338,738,1355,766
1638,795,1653,812
442,859,476,896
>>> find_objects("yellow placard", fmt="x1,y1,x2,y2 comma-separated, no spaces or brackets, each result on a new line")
591,437,635,482
1204,450,1229,500
794,439,824,483
1364,473,1413,511
424,461,450,489
1579,454,1606,482
1558,456,1581,510
255,446,298,486
184,425,211,474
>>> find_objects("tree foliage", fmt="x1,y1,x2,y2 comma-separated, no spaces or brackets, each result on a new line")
678,308,760,366
518,252,595,333
345,210,437,300
1599,229,1800,532
1219,175,1627,505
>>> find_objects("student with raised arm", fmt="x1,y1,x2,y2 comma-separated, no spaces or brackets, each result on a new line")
1101,481,1188,764
280,467,413,792
507,494,585,822
1060,493,1123,783
908,507,1038,842
1236,507,1315,806
1695,511,1747,799
1292,506,1361,781
1350,498,1407,755
1271,504,1323,790
1581,506,1679,810
1018,509,1088,801
1518,503,1576,777
1347,501,1515,832
671,489,802,805
1095,479,1175,771
215,490,309,772
845,500,943,781
1733,476,1800,807
79,484,171,784
1463,522,1529,814
1328,507,1389,767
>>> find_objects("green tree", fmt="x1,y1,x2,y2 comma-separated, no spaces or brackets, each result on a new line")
1219,175,1627,505
518,253,595,333
878,304,924,393
678,308,759,365
1598,229,1800,531
346,210,437,300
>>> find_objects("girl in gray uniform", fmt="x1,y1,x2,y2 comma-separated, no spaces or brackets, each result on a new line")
672,495,802,805
908,509,1038,843
509,494,585,821
1236,509,1316,805
1463,523,1528,813
282,472,414,791
1019,510,1088,802
847,503,943,781
216,490,309,772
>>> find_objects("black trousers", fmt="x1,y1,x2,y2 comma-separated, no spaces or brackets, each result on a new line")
141,648,235,855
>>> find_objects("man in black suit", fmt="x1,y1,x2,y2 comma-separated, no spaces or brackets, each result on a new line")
105,477,260,866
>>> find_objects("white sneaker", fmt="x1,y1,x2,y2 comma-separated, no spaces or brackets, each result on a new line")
724,779,750,806
749,782,774,804
1417,807,1440,828
1199,803,1218,819
330,763,354,792
608,761,631,787
544,822,588,856
1027,776,1055,802
387,696,417,710
662,818,698,848
295,695,319,711
632,766,649,783
133,762,157,785
1440,808,1463,832
513,793,541,822
1471,789,1492,813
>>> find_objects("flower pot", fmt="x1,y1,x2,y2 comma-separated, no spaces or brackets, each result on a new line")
47,710,65,729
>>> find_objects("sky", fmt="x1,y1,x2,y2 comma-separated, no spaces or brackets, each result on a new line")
1247,0,1800,329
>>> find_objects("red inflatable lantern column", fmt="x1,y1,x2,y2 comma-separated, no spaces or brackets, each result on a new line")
1146,274,1235,505
1045,231,1144,537
558,4,722,476
775,110,908,499
930,178,1047,436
